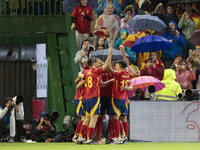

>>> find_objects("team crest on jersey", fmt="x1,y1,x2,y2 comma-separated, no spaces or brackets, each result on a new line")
86,10,89,14
148,68,152,74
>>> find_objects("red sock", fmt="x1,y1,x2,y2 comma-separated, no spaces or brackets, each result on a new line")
79,125,87,139
96,118,103,140
123,122,129,137
88,128,95,140
108,120,113,140
75,120,83,137
119,120,125,135
112,119,120,138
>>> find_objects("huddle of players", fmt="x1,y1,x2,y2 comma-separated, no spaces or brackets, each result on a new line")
73,45,139,144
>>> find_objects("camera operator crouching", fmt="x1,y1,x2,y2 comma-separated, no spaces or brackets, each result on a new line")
31,110,59,142
0,96,24,142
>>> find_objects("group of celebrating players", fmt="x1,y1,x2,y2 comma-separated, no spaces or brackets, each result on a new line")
72,45,139,144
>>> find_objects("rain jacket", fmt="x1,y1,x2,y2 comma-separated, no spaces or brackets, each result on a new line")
114,29,137,61
162,21,186,61
155,69,182,101
96,0,121,17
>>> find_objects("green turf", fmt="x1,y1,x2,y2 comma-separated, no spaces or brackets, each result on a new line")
1,142,200,150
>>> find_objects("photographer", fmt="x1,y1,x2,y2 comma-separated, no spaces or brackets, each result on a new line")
140,50,165,81
32,111,57,142
74,39,94,71
0,97,24,142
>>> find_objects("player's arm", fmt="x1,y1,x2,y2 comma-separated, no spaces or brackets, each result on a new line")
100,78,114,88
77,80,86,89
74,76,81,84
102,47,114,71
119,45,128,63
131,70,140,78
121,82,133,91
78,72,85,79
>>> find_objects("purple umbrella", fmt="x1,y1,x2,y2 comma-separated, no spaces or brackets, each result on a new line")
62,0,98,15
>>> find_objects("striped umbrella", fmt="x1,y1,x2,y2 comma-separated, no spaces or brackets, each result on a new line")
89,49,129,61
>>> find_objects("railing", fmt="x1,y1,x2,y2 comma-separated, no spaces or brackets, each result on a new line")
0,0,63,16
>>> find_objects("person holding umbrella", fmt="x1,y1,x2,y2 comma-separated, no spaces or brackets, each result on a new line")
162,21,186,69
71,0,93,50
140,50,165,81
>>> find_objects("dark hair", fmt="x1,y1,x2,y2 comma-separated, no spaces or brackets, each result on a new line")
87,57,96,67
124,7,133,13
175,54,182,59
5,97,12,104
95,37,105,50
115,60,127,69
91,58,101,66
149,50,156,54
196,44,200,47
81,39,90,47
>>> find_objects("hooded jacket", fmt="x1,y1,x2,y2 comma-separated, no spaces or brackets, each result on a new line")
162,21,186,61
155,69,182,100
114,29,137,61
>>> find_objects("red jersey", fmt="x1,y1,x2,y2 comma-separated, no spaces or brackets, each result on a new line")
100,70,113,97
71,5,93,34
83,67,103,100
74,80,84,100
112,70,131,99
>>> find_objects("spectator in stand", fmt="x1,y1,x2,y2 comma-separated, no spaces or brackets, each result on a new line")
178,8,196,59
187,44,200,74
74,39,94,71
155,69,182,101
140,50,165,81
127,57,139,74
120,5,136,35
176,60,196,89
94,4,120,47
96,0,121,18
95,37,106,50
170,54,182,72
71,0,93,50
120,0,135,12
162,21,186,69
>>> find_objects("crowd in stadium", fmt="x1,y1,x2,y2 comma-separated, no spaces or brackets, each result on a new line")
72,0,200,145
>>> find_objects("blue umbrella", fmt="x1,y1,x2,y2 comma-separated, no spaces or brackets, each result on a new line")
62,0,98,15
90,49,129,61
130,35,172,53
127,14,166,31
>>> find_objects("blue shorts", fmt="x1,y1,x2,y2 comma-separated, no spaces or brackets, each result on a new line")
109,97,127,116
121,103,128,116
86,97,100,116
74,98,86,116
100,97,111,115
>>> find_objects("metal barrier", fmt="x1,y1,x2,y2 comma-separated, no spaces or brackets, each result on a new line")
0,0,63,16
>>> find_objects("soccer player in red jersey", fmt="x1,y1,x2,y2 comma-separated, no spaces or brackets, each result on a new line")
72,77,86,143
108,45,137,144
77,47,114,144
71,0,93,50
95,58,114,144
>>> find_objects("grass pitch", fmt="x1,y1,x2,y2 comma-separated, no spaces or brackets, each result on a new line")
1,142,200,150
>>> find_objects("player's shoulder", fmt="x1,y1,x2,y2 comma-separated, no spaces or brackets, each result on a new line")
86,5,92,10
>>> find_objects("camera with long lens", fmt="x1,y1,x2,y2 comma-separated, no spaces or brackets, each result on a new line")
44,110,60,123
178,89,199,101
11,95,23,105
135,85,155,100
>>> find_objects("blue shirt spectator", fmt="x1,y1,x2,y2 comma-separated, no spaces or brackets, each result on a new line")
162,21,186,68
96,0,121,18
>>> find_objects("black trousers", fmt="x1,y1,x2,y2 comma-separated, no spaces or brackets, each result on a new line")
0,118,5,139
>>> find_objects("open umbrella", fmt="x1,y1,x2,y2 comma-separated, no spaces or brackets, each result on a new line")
167,0,200,6
89,49,129,61
190,30,200,46
139,0,169,12
130,35,172,53
62,0,98,15
127,15,167,31
128,76,165,97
